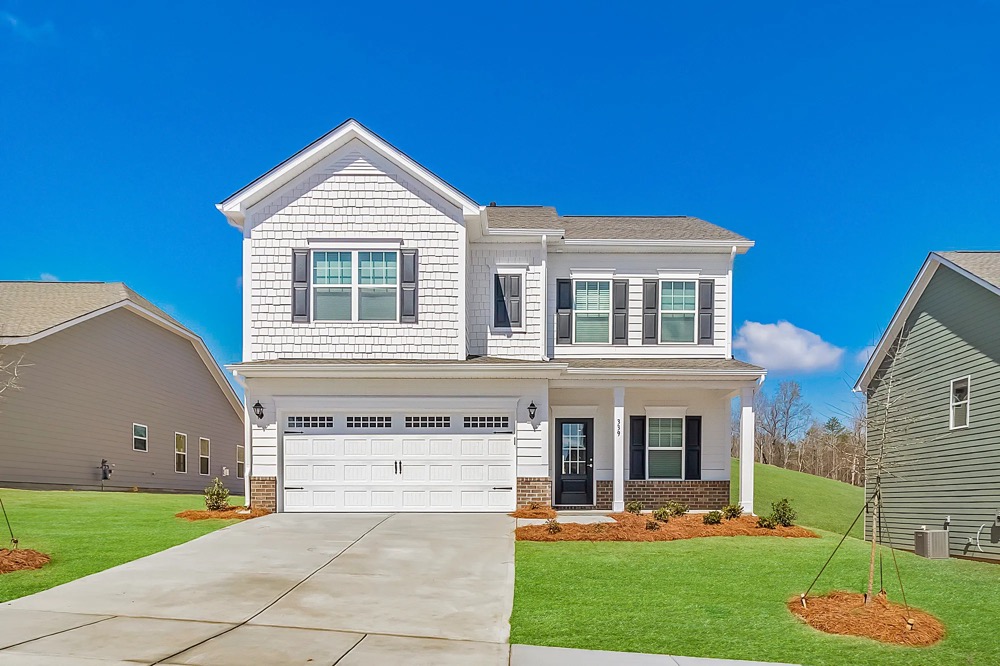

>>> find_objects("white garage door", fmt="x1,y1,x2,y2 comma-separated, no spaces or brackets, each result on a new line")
282,432,516,512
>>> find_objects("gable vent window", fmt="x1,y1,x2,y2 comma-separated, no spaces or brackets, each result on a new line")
464,416,510,429
347,416,392,428
405,416,451,428
287,416,335,429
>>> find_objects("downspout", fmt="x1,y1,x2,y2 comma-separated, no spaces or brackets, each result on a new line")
540,234,549,361
727,245,736,359
243,394,252,507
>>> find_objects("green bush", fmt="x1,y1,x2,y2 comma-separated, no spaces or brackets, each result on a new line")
625,500,644,515
204,477,230,511
756,514,778,529
770,498,797,527
645,519,660,531
703,510,723,525
651,507,671,522
721,503,744,520
665,500,689,517
545,518,562,534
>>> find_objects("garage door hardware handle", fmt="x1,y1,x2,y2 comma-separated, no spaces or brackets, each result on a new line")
492,486,513,491
285,486,304,490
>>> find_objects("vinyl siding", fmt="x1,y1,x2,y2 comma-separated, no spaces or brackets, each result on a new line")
866,267,1000,560
0,308,243,493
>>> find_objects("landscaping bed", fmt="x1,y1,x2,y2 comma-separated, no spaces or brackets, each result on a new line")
510,505,557,519
175,506,270,521
516,511,817,542
789,591,944,647
0,548,50,574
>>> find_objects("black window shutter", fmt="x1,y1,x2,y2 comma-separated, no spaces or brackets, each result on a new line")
642,280,658,344
685,415,702,480
629,416,646,480
556,279,572,344
698,280,714,345
400,249,418,323
291,250,309,322
494,274,510,327
612,280,628,345
508,274,522,327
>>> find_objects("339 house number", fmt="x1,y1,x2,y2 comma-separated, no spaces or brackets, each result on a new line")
616,418,621,436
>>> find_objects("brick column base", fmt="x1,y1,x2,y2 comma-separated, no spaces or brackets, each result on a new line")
250,476,277,512
516,477,552,507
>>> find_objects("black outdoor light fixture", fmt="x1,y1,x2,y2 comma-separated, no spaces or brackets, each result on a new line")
527,401,537,420
252,401,264,420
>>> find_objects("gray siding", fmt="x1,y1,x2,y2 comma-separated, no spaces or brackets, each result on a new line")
0,308,243,493
866,267,1000,560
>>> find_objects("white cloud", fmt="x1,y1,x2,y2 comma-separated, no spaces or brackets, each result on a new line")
734,321,845,373
855,344,876,365
0,12,56,44
39,273,59,282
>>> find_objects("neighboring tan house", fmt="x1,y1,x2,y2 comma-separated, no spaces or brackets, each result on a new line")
219,119,765,514
857,252,1000,561
0,282,245,494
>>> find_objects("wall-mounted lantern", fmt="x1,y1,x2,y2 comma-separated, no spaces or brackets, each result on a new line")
527,401,537,421
252,401,264,420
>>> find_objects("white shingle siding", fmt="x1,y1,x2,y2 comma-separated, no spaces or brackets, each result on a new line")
467,243,544,360
245,141,464,361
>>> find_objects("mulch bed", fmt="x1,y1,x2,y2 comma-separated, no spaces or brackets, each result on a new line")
515,512,818,542
175,507,270,521
789,591,945,647
510,505,558,519
0,548,51,574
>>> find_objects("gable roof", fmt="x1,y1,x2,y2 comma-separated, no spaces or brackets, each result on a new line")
0,281,244,419
855,251,1000,392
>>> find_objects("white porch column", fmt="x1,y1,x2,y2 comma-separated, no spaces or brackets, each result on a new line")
612,386,625,512
739,386,756,514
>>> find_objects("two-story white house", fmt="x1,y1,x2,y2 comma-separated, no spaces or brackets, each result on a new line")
219,120,764,514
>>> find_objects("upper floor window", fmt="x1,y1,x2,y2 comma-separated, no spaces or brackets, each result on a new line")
660,281,697,343
494,274,523,328
132,423,148,452
950,377,970,429
312,250,398,322
573,280,611,343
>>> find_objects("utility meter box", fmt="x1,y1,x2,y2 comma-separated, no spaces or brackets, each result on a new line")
914,529,949,559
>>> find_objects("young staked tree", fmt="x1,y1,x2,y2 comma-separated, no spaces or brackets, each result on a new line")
0,344,25,406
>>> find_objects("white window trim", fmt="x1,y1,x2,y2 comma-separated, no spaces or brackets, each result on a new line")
658,279,698,345
132,423,148,453
236,444,245,479
311,249,400,323
949,376,971,430
174,432,187,474
572,279,612,344
199,438,211,476
646,412,686,481
492,266,527,332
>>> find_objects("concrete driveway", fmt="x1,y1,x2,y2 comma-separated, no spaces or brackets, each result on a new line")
0,513,515,665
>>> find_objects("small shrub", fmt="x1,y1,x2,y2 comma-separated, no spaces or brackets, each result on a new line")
665,500,689,517
651,507,671,522
625,500,644,515
757,515,777,529
204,477,230,511
545,518,562,534
526,501,543,510
703,510,723,525
721,503,744,520
645,519,660,531
770,498,797,527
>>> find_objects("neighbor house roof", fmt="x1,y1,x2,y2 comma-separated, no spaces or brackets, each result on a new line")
855,251,1000,392
0,281,244,419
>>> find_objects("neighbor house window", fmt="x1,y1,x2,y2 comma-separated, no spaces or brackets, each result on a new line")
199,438,210,475
573,280,611,343
132,424,148,452
236,444,245,479
647,418,683,479
175,433,187,473
312,250,398,322
950,377,970,429
660,281,696,343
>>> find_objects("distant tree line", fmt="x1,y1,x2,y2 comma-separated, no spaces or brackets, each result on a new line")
732,381,866,487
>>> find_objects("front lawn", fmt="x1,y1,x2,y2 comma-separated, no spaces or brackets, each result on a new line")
511,532,1000,665
0,488,243,602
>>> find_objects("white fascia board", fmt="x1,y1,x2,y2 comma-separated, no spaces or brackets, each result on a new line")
271,395,520,411
218,119,479,230
560,239,754,252
228,362,568,380
561,367,766,378
484,227,566,238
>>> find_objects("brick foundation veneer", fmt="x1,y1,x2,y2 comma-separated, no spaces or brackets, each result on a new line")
250,476,277,512
517,477,552,507
595,480,730,510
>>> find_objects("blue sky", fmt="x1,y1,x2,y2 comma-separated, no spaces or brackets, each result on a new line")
3,2,999,419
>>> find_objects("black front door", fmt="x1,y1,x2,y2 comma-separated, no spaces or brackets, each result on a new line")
555,418,594,505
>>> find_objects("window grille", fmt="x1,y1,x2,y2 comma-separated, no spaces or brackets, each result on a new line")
463,416,510,429
347,416,392,428
287,416,334,429
405,416,450,428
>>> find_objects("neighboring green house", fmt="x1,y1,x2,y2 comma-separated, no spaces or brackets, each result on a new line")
856,252,1000,561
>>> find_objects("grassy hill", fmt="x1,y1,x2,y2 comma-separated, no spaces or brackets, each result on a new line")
730,458,865,539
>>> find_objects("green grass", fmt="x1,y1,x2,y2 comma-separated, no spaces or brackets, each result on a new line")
0,488,243,602
731,458,865,538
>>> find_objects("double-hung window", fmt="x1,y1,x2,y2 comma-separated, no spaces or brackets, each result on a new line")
312,250,398,322
659,281,697,343
950,377,970,429
236,445,245,479
133,424,148,452
647,417,683,479
175,433,187,473
199,438,210,475
573,280,611,343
